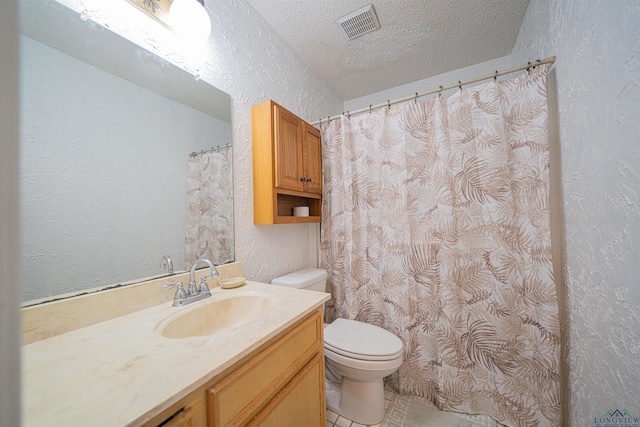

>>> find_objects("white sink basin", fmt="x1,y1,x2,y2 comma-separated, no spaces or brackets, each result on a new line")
158,294,274,339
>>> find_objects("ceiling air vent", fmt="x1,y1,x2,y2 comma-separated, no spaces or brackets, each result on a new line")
337,4,381,41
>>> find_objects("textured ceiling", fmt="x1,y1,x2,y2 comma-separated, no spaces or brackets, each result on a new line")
245,0,529,100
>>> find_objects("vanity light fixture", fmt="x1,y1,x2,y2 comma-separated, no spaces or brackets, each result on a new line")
170,0,211,41
126,0,211,41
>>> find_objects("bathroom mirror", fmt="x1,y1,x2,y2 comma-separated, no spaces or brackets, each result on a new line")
19,0,234,303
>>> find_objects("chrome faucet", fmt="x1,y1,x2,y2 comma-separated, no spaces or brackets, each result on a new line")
163,258,219,307
188,258,219,295
160,254,174,275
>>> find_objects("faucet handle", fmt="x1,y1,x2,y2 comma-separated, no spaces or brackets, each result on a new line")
198,277,212,295
163,282,187,299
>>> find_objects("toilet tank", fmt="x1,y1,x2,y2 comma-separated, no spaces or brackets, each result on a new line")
271,268,327,292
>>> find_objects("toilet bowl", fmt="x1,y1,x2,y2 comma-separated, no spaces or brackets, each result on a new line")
271,268,403,425
324,318,403,424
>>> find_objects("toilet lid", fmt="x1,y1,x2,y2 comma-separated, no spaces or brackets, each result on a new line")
324,319,403,360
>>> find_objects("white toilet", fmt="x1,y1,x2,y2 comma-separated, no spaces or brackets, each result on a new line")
271,268,403,425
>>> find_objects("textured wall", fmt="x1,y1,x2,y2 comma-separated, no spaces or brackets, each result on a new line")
512,0,640,425
203,0,341,282
201,1,342,281
343,55,513,112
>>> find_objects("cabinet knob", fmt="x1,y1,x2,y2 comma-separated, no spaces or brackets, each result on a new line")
306,178,312,183
300,177,305,182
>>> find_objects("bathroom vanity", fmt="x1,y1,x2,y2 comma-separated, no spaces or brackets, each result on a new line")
148,307,324,427
22,277,329,426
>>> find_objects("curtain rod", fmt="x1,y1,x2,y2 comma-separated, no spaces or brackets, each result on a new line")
311,55,556,126
189,142,232,157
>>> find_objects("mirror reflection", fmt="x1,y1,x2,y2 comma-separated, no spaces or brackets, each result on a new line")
19,0,234,303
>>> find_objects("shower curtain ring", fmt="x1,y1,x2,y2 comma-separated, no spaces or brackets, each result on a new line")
458,81,462,91
387,100,391,109
369,104,372,114
527,61,531,73
347,111,350,119
415,92,418,103
438,85,443,97
494,71,498,82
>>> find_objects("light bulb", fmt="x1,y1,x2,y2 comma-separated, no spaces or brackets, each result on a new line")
170,0,211,41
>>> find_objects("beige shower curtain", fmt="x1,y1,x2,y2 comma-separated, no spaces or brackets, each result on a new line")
320,65,560,427
185,148,234,268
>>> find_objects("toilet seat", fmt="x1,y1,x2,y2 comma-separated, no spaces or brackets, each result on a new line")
324,345,403,374
324,342,403,361
324,319,403,361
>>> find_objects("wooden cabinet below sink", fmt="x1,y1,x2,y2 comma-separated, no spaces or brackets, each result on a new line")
143,307,325,427
247,353,324,426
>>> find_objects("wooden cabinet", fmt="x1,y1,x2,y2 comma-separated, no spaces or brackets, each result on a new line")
248,354,324,426
145,392,206,427
162,407,194,427
142,307,325,427
301,121,323,195
207,307,324,426
252,100,322,224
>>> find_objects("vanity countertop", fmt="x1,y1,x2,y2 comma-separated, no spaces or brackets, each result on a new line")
22,281,330,426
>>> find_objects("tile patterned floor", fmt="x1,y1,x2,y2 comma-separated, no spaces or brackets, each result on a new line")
325,384,394,427
326,383,506,427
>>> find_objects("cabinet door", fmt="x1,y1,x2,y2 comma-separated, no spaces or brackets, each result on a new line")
161,407,193,427
141,390,206,427
302,122,322,195
207,309,323,426
274,104,304,192
247,354,325,427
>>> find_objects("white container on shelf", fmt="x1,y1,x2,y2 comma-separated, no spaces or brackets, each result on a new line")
293,206,309,217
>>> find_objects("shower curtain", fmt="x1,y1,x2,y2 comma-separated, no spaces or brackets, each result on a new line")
320,65,560,427
185,148,234,267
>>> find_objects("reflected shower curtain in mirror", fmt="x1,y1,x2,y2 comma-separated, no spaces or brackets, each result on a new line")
320,65,560,427
185,149,234,267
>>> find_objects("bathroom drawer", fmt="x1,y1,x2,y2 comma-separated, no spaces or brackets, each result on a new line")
207,308,323,427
